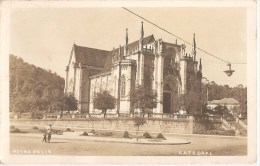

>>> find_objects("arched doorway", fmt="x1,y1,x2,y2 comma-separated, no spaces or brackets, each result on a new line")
163,75,181,114
163,84,172,113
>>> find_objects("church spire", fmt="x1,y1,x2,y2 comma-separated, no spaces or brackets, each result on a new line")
192,33,196,60
124,28,128,57
139,21,144,51
141,21,144,40
126,28,128,46
199,58,202,72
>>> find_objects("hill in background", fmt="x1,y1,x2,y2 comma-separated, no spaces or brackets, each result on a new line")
9,54,65,113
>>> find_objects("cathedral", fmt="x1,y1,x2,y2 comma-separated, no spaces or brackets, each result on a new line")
65,22,202,115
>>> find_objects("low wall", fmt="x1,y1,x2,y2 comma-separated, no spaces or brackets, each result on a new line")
193,122,223,134
10,118,193,134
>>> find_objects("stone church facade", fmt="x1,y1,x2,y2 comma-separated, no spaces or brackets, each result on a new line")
65,22,202,114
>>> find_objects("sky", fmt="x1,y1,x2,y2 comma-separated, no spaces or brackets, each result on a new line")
9,7,247,87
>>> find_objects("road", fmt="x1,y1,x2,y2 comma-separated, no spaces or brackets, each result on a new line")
10,134,247,156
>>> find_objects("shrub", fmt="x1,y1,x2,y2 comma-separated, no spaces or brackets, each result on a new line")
10,128,21,133
83,131,88,136
123,131,130,138
33,126,38,130
157,133,166,139
66,128,73,132
14,128,21,133
143,132,152,138
10,125,15,130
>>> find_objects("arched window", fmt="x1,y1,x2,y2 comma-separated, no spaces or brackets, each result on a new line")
121,75,126,97
164,84,171,92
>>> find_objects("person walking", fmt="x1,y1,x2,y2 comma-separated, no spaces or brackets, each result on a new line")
46,124,52,143
42,131,47,143
47,131,52,143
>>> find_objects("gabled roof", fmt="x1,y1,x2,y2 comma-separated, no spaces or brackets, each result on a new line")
73,44,110,67
112,35,155,53
72,35,155,70
128,34,155,50
209,98,239,105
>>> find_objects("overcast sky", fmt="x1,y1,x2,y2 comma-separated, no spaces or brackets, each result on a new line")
10,7,247,87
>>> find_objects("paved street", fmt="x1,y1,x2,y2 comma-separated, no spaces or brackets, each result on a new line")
10,133,247,156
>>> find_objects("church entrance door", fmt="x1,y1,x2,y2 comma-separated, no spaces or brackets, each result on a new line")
163,92,171,113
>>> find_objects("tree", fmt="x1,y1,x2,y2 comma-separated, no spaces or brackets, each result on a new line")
133,116,146,141
183,91,202,115
57,93,78,117
129,85,157,116
93,90,116,118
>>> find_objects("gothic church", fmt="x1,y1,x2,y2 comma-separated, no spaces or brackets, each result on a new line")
65,22,202,114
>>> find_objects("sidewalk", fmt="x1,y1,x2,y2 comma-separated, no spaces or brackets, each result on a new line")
11,132,191,145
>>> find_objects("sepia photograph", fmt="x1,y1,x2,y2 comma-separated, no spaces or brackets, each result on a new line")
0,0,257,164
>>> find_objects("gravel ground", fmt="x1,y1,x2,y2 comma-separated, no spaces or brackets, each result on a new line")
10,133,247,156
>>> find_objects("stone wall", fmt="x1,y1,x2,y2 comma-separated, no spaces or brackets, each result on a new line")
193,122,223,134
10,118,193,134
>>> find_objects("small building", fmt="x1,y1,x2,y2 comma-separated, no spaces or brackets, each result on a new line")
207,98,240,110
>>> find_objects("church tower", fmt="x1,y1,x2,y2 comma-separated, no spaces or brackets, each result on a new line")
138,21,145,85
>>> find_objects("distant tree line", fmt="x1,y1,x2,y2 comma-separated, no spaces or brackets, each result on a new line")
201,81,247,113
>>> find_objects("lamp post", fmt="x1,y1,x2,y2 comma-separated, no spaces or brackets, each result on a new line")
202,77,209,103
201,77,210,114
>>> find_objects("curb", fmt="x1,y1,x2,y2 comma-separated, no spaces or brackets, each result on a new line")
11,133,191,145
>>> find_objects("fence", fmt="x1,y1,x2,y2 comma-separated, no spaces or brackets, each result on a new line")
13,113,242,125
12,112,193,120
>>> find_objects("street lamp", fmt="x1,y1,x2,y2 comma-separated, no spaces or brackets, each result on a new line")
224,63,235,77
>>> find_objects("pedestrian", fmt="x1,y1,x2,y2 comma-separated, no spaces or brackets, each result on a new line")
46,124,52,133
46,124,52,143
179,107,184,118
42,131,47,143
47,131,52,143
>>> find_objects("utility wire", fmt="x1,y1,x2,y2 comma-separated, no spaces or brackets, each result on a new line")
122,7,242,65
